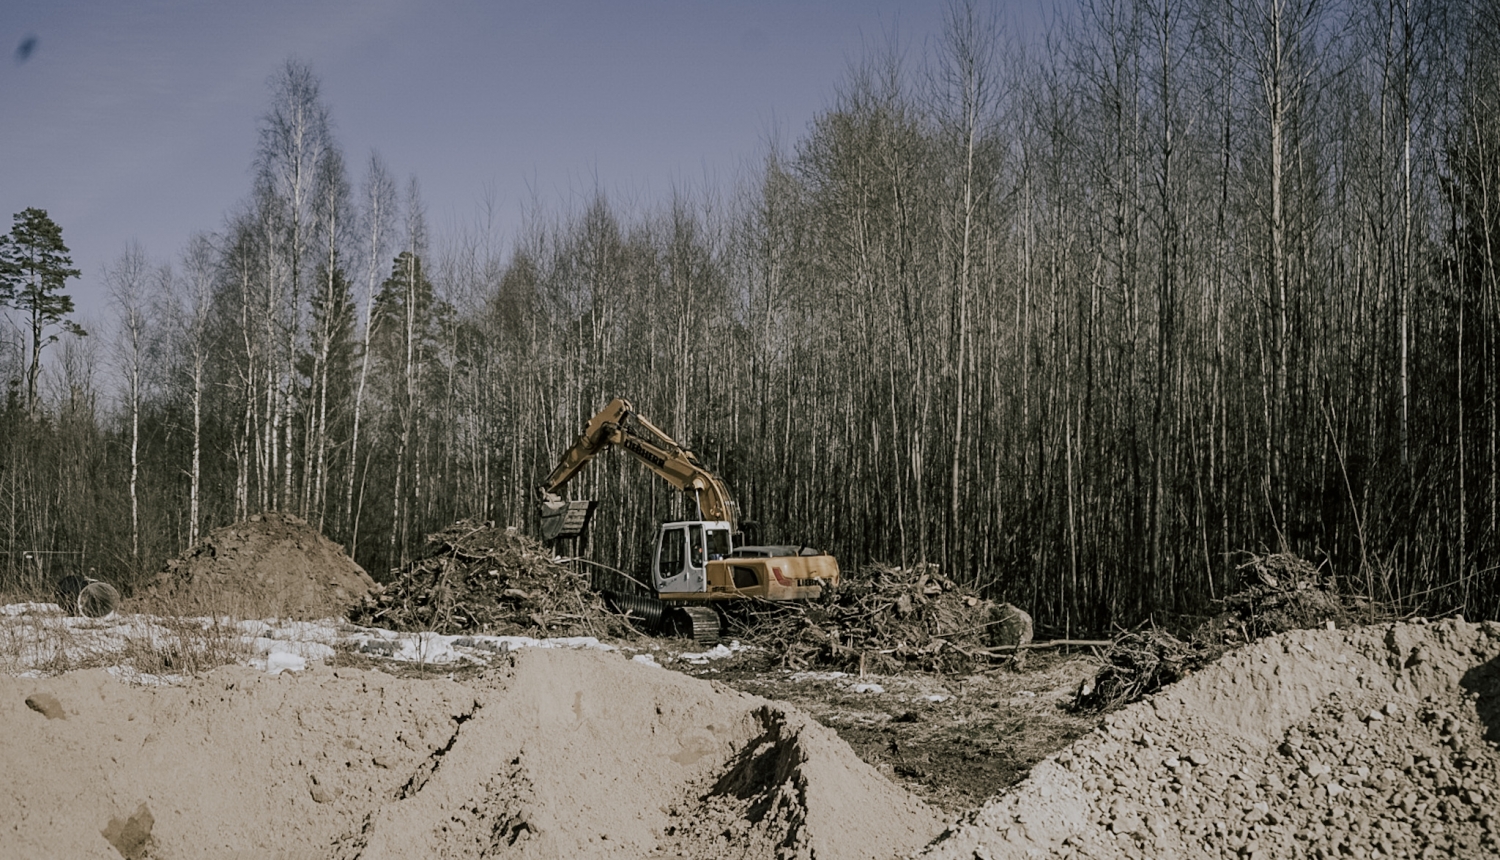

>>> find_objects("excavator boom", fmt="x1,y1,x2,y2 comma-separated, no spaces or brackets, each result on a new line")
538,398,739,539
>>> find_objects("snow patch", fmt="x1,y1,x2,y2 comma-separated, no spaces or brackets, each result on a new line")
1,603,626,679
678,640,751,664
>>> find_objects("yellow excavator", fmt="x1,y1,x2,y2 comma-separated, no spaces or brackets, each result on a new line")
537,397,839,642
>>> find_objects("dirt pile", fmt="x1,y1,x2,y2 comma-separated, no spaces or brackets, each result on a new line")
748,564,1003,673
2,647,941,859
146,512,375,619
919,617,1500,859
349,520,629,639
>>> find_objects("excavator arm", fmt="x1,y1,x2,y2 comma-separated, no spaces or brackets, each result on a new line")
538,397,740,540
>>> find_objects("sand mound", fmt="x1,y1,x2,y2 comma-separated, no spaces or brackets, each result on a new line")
2,647,940,859
919,617,1500,859
146,512,375,619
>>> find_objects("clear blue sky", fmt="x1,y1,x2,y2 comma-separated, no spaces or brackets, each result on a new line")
3,1,1048,324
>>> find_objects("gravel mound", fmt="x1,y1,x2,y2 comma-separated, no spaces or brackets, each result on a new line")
146,512,376,619
918,618,1500,859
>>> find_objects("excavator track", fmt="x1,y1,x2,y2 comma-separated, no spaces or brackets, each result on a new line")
665,605,721,645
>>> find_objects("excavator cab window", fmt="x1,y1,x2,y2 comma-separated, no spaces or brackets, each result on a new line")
658,527,685,578
689,524,705,569
706,528,731,560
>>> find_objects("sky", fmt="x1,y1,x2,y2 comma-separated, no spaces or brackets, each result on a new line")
3,1,1048,327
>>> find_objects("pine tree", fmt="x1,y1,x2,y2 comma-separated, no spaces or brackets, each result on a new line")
0,208,86,416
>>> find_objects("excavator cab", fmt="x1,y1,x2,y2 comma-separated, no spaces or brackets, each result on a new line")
652,520,733,594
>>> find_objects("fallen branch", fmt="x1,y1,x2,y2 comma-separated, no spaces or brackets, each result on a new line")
978,638,1111,654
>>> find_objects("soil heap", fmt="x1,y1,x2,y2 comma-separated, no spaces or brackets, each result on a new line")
2,647,942,859
919,617,1500,860
146,512,375,619
349,520,629,638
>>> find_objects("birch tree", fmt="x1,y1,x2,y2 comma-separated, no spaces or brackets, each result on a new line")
347,152,398,555
177,233,218,547
105,243,155,568
255,59,337,511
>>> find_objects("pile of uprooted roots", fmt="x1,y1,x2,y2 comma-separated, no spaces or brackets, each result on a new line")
1074,551,1399,712
1192,550,1389,647
1073,627,1204,712
738,563,1007,673
348,519,634,639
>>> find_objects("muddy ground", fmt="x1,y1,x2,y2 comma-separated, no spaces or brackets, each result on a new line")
677,649,1101,813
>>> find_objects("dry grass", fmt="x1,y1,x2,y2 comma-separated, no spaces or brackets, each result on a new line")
0,581,255,681
0,606,104,674
114,614,254,677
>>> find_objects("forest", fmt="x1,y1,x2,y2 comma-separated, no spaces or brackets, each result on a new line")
2,0,1498,636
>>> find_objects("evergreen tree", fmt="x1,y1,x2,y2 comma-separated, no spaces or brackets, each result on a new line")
369,249,450,569
0,208,86,415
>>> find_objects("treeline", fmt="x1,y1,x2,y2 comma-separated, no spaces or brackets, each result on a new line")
3,0,1498,633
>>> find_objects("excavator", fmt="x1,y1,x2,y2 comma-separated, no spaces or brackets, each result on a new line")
537,397,839,642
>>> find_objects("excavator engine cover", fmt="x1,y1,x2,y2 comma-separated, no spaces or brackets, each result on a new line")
540,498,597,540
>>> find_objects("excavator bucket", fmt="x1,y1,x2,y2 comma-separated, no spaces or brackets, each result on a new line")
539,498,597,541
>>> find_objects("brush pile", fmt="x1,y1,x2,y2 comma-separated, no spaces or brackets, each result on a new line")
1076,552,1394,713
348,520,631,638
1074,628,1203,712
1194,551,1387,648
742,563,1002,673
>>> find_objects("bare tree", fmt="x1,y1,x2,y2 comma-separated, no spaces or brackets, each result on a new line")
255,58,337,511
928,0,1007,580
347,151,398,556
177,233,218,547
303,146,354,526
386,176,430,569
105,242,156,570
